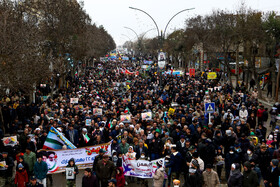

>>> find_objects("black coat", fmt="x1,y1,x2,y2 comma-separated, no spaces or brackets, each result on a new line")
185,172,203,187
265,166,280,187
135,145,148,159
228,170,243,187
82,174,98,187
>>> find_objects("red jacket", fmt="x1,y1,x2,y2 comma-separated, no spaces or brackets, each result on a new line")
257,108,264,118
15,169,28,187
116,167,125,187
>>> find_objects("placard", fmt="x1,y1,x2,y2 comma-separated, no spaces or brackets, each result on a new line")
141,112,152,120
65,167,75,180
92,108,102,115
3,136,17,147
143,100,152,105
85,119,92,126
120,115,131,123
70,98,79,104
0,161,6,170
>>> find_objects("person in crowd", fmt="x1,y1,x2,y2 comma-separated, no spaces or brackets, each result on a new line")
108,179,117,187
242,161,258,187
153,160,165,187
23,147,37,177
82,168,98,187
0,152,14,186
202,164,220,187
116,167,125,187
27,176,43,187
15,163,29,187
93,148,106,172
95,155,116,187
33,154,48,187
227,163,243,187
66,158,79,187
264,159,280,187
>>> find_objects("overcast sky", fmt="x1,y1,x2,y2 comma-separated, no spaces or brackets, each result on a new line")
82,0,280,46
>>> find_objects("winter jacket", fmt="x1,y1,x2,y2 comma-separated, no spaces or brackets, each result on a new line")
153,167,165,187
116,167,125,187
34,161,48,180
96,160,116,182
66,158,79,181
264,166,280,187
23,152,36,173
15,169,29,187
242,169,258,187
166,151,183,173
119,143,129,154
185,172,203,187
227,164,243,187
202,170,220,187
82,174,98,187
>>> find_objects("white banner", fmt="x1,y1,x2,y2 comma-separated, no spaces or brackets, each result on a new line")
40,142,112,174
122,156,165,178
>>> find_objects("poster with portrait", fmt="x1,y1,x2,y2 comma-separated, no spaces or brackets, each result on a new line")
65,167,75,180
141,112,152,120
85,119,92,126
120,115,131,123
3,136,17,147
70,98,79,104
92,108,102,115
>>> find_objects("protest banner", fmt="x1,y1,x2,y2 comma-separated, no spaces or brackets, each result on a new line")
3,136,17,147
74,105,84,111
120,115,131,123
141,112,152,120
70,98,79,104
40,141,112,174
122,156,164,178
92,108,102,115
85,119,92,126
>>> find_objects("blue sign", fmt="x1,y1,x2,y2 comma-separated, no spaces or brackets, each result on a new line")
205,102,215,114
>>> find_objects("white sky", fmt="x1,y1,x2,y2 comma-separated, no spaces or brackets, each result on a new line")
82,0,280,46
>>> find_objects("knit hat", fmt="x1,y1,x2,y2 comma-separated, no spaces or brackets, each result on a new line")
271,159,279,166
18,163,24,169
244,161,251,169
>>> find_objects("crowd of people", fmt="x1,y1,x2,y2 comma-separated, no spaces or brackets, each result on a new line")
0,59,279,187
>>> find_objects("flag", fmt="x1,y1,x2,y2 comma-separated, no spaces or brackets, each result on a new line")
125,69,134,75
43,127,77,150
124,107,130,114
83,134,90,143
108,120,113,129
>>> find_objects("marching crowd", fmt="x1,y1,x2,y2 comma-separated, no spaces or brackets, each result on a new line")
0,59,279,187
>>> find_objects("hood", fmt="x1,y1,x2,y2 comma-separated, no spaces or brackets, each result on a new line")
68,158,76,166
117,167,124,174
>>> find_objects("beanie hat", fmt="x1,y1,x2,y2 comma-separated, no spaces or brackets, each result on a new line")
244,161,251,169
18,163,24,169
272,159,279,166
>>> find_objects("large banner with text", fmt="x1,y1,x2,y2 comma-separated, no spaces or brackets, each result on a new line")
40,142,112,174
122,156,165,178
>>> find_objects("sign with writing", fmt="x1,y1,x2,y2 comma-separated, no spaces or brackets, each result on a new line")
207,72,217,80
122,156,164,178
40,142,112,174
0,161,6,170
70,98,79,104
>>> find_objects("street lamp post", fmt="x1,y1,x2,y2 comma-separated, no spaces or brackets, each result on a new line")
129,7,195,49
